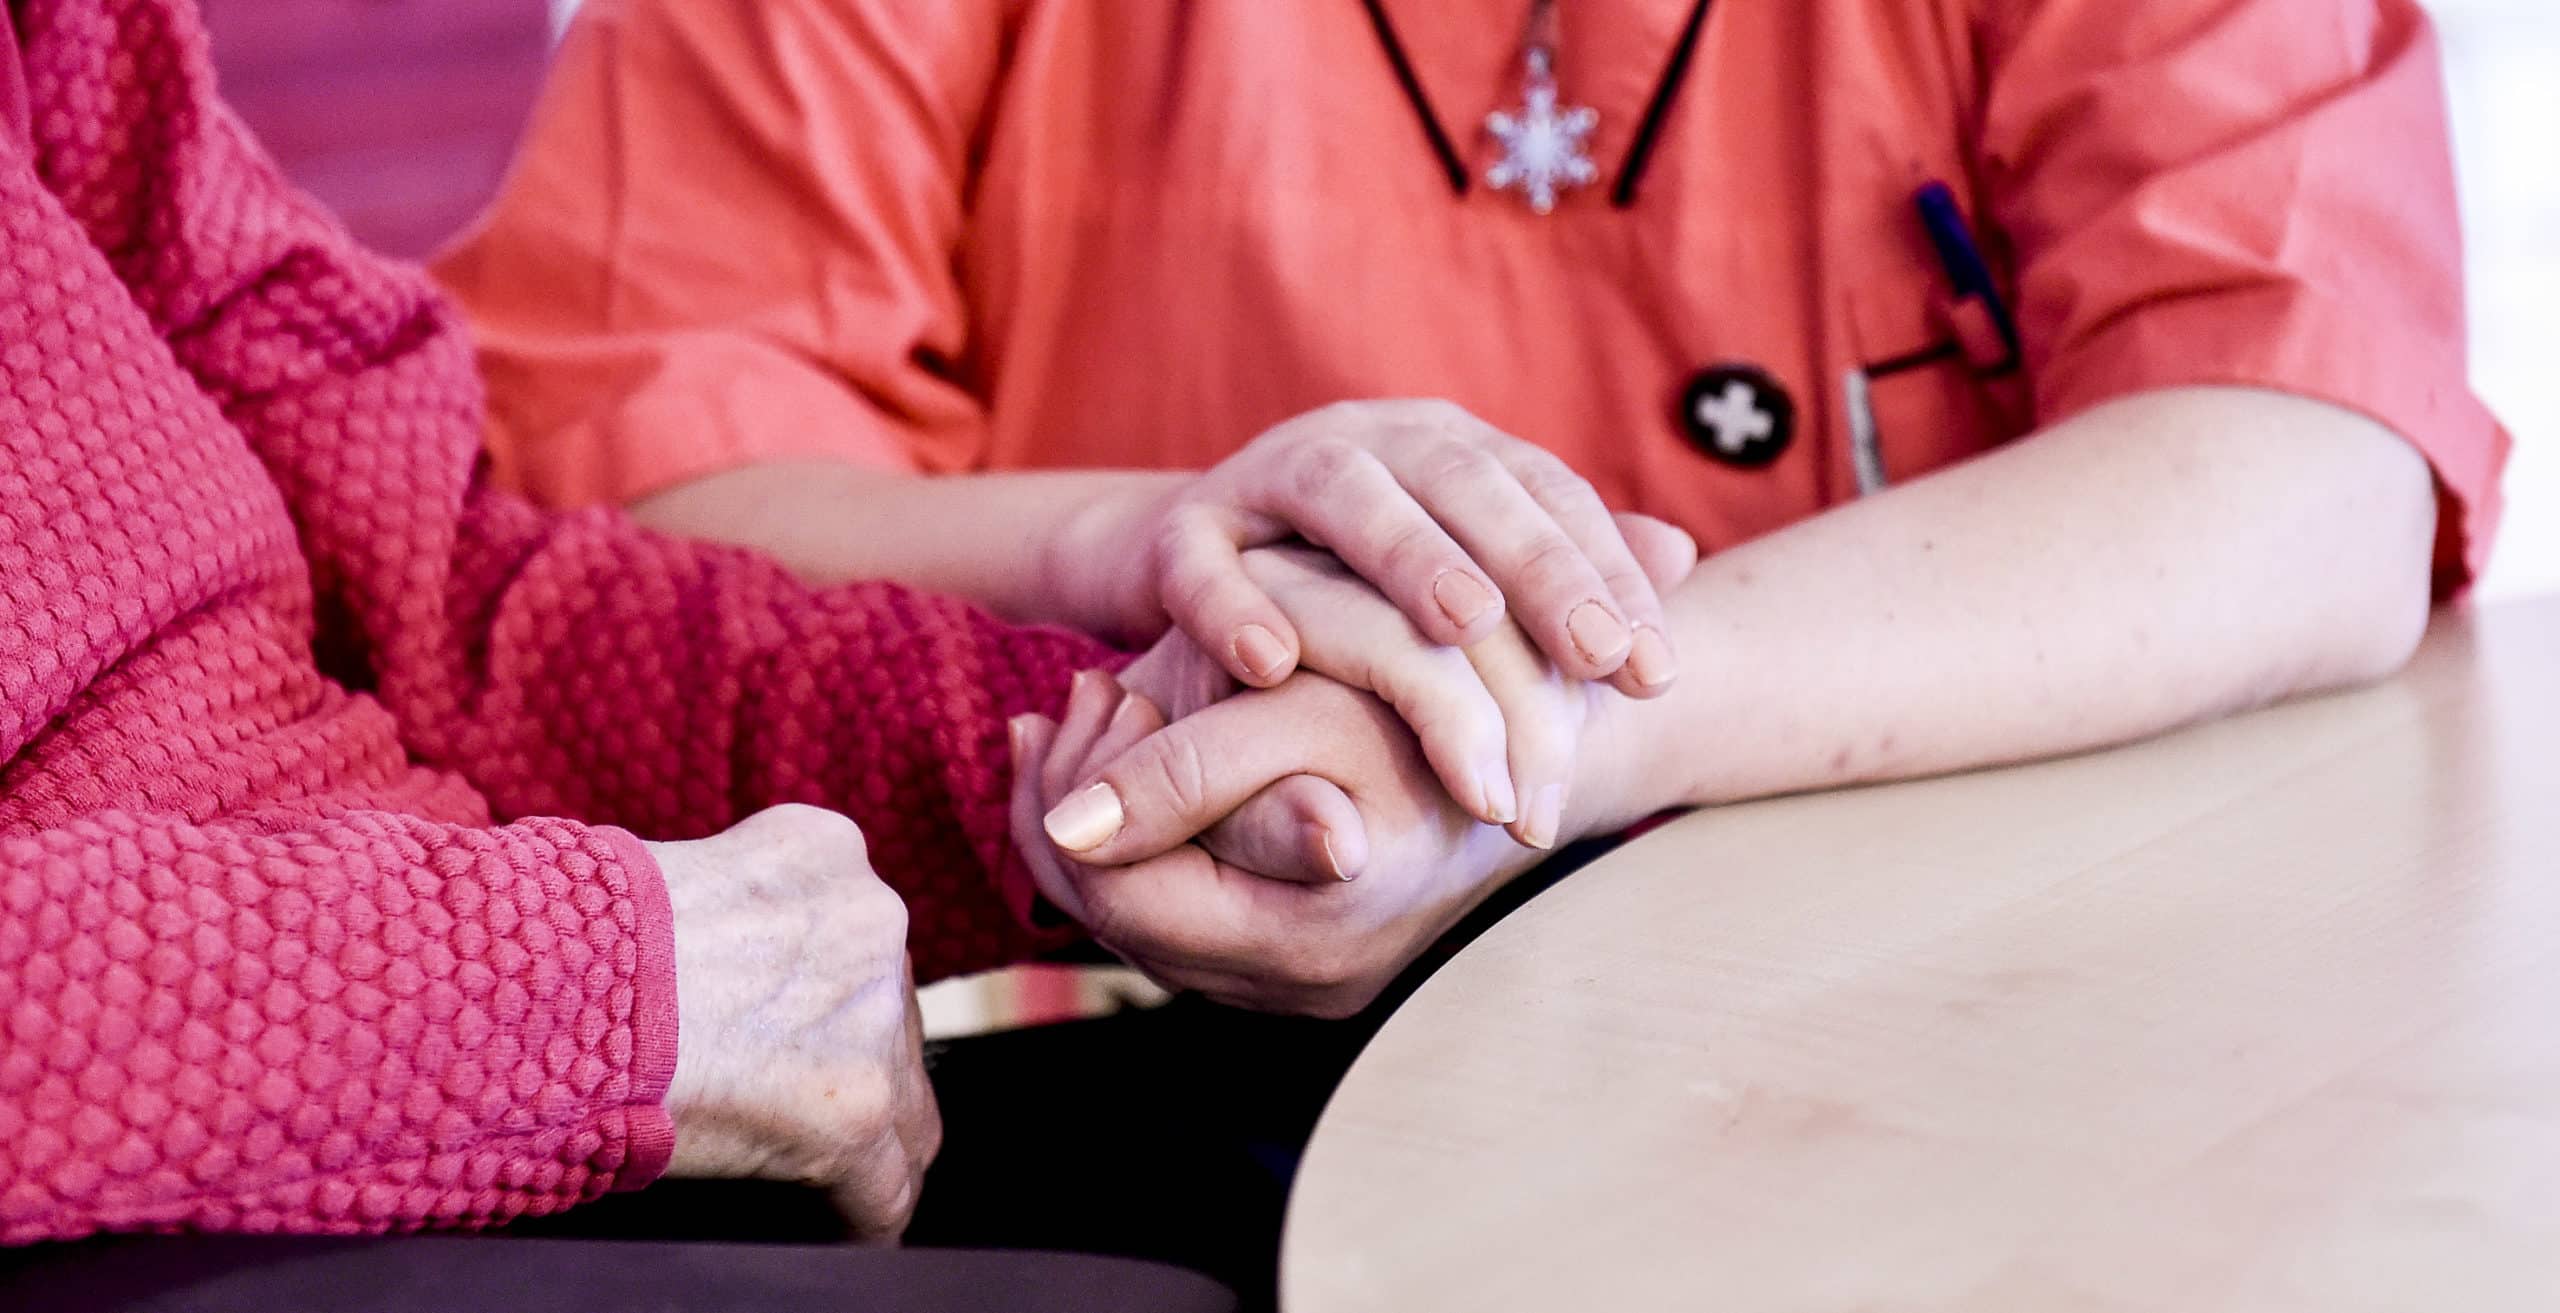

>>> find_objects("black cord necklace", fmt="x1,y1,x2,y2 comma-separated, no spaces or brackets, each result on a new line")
1358,0,1717,211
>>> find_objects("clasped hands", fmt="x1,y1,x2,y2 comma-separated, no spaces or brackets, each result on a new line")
1009,403,1698,1020
651,400,1691,1237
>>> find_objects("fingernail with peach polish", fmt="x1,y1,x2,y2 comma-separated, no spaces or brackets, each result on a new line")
1567,601,1632,668
1233,623,1290,683
1625,626,1677,689
1433,570,1497,630
1522,784,1564,851
1043,782,1125,852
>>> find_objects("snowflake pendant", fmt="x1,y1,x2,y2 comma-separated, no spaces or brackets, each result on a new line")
1485,54,1598,215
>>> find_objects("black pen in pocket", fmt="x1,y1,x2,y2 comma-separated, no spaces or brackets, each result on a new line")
1845,181,2022,497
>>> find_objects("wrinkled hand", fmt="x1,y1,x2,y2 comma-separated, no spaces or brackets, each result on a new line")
1081,521,1696,858
646,805,938,1240
1011,674,1536,1017
1089,551,1586,858
1089,399,1689,695
1010,477,1694,1015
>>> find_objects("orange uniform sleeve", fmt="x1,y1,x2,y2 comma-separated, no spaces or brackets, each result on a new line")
1976,0,2511,596
432,0,1010,507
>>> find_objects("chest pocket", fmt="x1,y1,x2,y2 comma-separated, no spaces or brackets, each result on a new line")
1839,249,2034,491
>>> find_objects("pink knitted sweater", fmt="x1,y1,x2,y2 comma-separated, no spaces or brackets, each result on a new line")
0,0,1102,1242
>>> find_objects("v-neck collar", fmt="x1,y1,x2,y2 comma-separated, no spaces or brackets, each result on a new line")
1368,0,1708,199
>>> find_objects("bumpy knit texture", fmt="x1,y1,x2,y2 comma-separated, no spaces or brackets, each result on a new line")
0,0,1103,1243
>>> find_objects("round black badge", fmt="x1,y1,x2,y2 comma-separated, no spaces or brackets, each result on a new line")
1678,364,1794,469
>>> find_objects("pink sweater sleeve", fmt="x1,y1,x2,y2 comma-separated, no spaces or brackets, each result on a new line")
21,0,1108,972
0,0,1103,1244
1,813,679,1240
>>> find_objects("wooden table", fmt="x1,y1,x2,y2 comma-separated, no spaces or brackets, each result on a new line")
1282,598,2560,1312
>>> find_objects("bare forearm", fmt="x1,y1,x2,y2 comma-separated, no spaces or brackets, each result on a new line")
629,460,1186,635
1584,387,2437,825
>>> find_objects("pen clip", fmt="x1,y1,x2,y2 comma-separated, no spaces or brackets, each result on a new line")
1914,181,2021,372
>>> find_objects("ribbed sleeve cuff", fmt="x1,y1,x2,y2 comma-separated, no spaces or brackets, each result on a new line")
597,824,680,1190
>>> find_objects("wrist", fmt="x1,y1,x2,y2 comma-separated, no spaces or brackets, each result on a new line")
1566,683,1694,842
645,837,720,1121
1043,475,1183,640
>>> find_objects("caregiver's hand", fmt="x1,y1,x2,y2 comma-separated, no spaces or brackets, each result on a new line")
1011,673,1539,1017
1084,399,1690,695
1097,536,1692,848
647,806,939,1241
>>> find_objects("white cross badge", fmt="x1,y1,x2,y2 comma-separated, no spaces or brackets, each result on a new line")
1679,365,1795,468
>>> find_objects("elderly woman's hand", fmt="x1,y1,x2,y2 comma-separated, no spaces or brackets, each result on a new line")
1005,521,1695,1011
646,806,938,1241
1009,667,1605,1018
1081,515,1695,845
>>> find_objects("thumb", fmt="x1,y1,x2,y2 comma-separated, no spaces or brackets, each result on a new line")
1040,684,1381,868
1200,774,1371,883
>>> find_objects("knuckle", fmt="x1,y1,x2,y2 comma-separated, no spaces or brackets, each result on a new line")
1128,731,1217,819
1599,561,1660,610
766,802,871,863
868,885,911,942
1515,451,1601,508
1416,437,1504,490
1513,533,1597,596
1289,437,1373,502
1375,519,1456,582
1503,443,1571,481
822,883,911,961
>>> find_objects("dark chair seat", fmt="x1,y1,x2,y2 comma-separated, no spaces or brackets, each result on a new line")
0,1234,1236,1313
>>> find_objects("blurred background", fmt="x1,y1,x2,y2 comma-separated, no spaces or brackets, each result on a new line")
202,0,2556,1030
204,0,2556,601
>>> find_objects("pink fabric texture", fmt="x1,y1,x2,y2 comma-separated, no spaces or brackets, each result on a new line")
0,0,1100,1244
